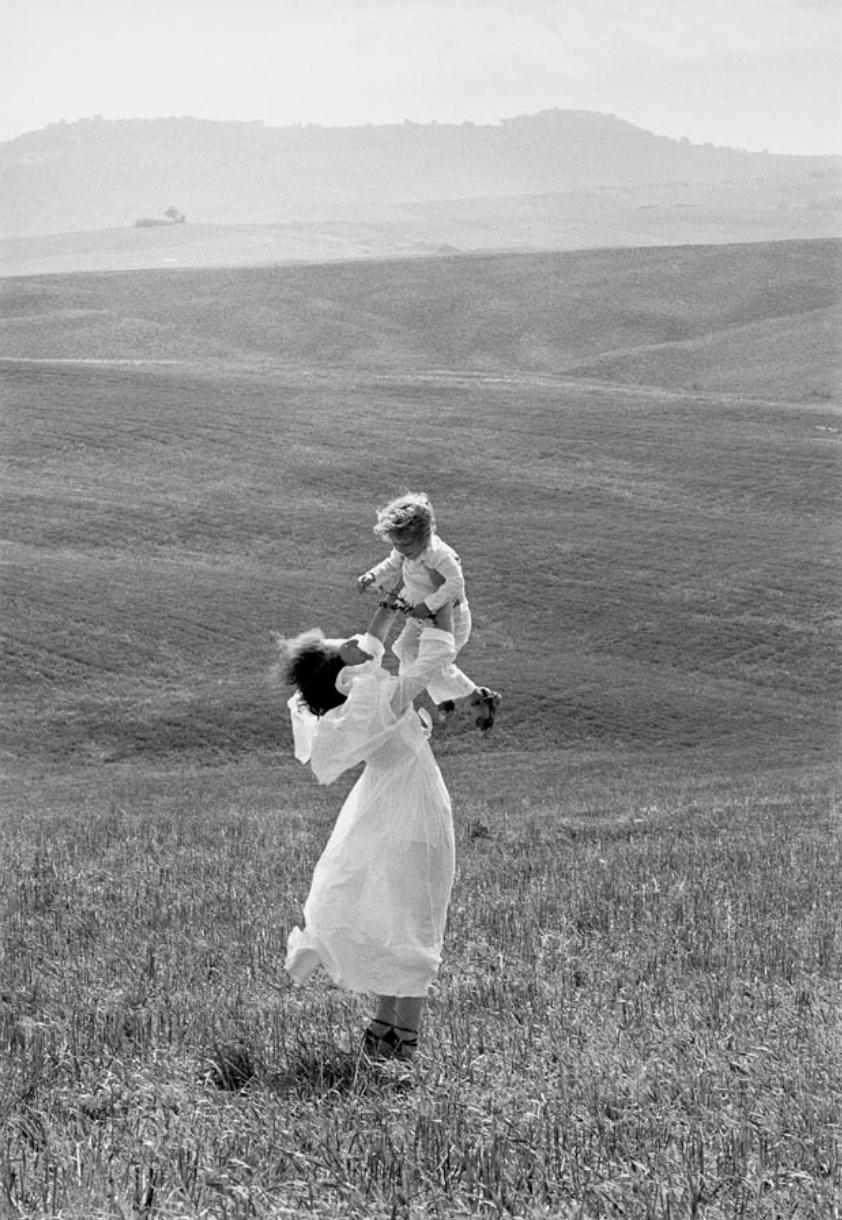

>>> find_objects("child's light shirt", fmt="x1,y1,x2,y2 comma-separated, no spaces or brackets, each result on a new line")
367,534,466,611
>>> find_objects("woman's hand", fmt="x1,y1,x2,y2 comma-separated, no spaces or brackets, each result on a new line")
430,603,454,633
411,602,454,633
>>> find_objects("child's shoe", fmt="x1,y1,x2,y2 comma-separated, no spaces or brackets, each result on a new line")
471,687,501,732
436,700,456,725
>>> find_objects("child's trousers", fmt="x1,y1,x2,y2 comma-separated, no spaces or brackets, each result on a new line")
392,602,476,704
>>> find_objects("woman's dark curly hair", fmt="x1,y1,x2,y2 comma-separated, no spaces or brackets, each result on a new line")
281,630,347,716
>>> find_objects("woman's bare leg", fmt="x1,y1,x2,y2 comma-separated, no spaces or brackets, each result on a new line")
369,995,426,1054
394,996,425,1037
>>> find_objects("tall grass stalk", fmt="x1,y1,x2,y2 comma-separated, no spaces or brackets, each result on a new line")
1,767,839,1218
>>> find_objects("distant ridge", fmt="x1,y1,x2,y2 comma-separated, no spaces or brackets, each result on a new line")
2,110,840,241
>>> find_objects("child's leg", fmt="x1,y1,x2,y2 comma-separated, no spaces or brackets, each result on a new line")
427,665,478,705
451,601,472,653
426,604,501,728
426,603,475,705
428,601,497,707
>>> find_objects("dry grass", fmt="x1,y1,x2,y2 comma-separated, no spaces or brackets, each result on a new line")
1,764,840,1218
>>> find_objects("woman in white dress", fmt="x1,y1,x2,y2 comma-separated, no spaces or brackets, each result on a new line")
281,598,456,1059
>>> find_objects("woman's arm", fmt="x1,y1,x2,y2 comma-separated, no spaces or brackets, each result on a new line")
309,604,455,785
364,572,405,647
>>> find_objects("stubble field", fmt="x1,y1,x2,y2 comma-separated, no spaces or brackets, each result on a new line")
1,240,841,1217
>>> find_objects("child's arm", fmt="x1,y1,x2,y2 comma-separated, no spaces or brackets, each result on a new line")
412,543,465,615
358,549,403,592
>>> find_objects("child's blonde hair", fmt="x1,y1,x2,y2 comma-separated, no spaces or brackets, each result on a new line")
373,492,436,548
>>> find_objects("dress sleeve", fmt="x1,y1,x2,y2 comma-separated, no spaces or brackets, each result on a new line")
308,664,395,785
306,630,454,784
358,633,385,662
390,627,456,716
288,693,319,763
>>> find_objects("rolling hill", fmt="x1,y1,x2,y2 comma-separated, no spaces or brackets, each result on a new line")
1,110,839,276
1,240,840,779
2,240,839,399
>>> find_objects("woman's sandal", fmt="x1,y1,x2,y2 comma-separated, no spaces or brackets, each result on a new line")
362,1023,419,1061
471,687,501,731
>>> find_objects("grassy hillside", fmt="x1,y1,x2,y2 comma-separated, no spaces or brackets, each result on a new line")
1,240,839,399
571,305,842,401
1,240,840,1219
1,241,840,778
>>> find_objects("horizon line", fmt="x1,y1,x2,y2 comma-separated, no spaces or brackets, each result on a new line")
2,109,840,159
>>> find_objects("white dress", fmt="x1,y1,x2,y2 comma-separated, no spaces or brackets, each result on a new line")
285,627,456,997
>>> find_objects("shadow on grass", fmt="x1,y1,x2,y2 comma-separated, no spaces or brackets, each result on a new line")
270,1037,418,1097
204,1031,418,1098
205,1040,260,1091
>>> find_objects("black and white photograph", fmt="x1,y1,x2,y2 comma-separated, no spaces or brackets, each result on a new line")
1,1,840,1216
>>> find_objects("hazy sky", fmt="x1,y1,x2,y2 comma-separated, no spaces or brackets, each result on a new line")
2,0,840,153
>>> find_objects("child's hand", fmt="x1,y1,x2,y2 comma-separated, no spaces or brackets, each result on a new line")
358,572,375,592
384,593,413,614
